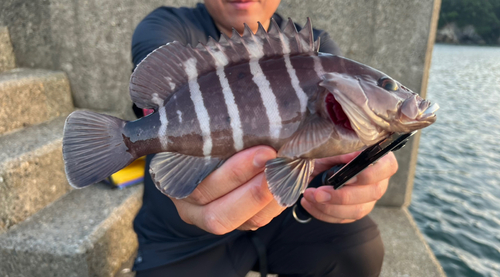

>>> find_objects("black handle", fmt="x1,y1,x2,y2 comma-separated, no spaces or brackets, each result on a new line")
291,132,415,223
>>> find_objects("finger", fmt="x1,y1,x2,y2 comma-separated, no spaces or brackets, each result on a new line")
300,198,349,224
303,179,389,205
301,197,376,223
350,152,398,186
180,172,275,235
238,199,285,231
312,151,360,177
185,146,277,205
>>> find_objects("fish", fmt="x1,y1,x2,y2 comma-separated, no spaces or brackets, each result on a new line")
62,18,438,207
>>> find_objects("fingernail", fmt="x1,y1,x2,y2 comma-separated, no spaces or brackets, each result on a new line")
253,149,274,168
315,191,331,203
303,189,315,202
345,176,357,185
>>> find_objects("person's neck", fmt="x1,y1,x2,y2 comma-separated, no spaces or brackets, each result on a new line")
215,20,271,37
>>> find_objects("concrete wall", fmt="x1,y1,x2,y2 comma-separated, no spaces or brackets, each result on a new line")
0,0,440,207
0,0,195,119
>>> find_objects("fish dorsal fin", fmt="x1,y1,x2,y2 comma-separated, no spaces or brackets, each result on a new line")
129,18,318,109
299,18,315,53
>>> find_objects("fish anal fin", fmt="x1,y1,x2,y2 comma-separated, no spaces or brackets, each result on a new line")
150,153,224,199
278,114,334,159
265,158,314,207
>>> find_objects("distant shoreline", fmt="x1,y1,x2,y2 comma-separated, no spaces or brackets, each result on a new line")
435,23,500,46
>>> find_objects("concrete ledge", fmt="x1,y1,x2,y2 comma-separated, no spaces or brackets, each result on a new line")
370,207,446,277
0,116,71,232
0,183,143,277
0,27,15,73
0,68,73,135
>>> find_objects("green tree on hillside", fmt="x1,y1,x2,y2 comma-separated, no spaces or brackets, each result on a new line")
439,0,500,43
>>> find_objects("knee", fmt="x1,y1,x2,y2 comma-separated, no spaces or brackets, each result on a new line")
325,235,385,277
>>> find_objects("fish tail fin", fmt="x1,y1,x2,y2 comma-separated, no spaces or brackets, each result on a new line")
63,110,135,188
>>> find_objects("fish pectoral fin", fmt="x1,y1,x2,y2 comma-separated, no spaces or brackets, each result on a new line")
150,153,224,199
265,158,314,207
278,114,334,158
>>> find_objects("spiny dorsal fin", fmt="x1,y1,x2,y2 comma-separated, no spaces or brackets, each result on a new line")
256,22,268,39
219,33,230,46
283,18,298,37
299,18,315,53
129,18,319,109
242,23,254,38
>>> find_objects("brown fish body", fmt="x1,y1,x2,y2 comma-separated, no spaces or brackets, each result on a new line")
63,19,438,206
123,54,325,160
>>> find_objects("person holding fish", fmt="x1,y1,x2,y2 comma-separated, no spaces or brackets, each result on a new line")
62,0,437,276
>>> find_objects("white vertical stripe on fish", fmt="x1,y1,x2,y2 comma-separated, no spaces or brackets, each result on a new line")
312,54,325,78
176,110,183,123
164,76,176,91
281,35,308,113
152,93,169,149
184,57,212,157
206,47,245,151
246,39,282,139
158,106,169,149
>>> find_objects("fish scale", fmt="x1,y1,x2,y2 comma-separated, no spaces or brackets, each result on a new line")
62,18,438,207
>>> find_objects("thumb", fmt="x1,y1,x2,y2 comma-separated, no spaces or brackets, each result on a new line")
186,145,277,205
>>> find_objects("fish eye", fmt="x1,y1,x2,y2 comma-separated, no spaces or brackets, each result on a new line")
378,77,398,91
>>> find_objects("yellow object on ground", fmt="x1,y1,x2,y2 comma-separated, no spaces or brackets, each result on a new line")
108,156,146,188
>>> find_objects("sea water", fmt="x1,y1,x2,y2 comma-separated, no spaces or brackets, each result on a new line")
410,44,500,277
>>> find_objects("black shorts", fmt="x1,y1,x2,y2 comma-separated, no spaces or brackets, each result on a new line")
135,211,383,277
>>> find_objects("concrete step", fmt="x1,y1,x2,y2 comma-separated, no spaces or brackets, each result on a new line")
0,183,143,277
0,27,15,73
0,116,72,232
371,207,446,277
0,68,73,135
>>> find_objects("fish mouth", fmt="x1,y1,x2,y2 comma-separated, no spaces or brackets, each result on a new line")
400,94,439,122
325,93,354,132
418,102,439,120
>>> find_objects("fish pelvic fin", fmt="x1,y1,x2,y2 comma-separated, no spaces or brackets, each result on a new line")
63,111,135,188
150,153,224,199
265,158,314,207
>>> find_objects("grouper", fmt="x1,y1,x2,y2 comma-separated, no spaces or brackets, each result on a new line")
62,19,438,207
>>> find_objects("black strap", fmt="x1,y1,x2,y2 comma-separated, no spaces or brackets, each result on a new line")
249,233,268,277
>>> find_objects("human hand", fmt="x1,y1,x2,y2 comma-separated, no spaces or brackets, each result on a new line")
301,152,398,223
170,146,284,235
